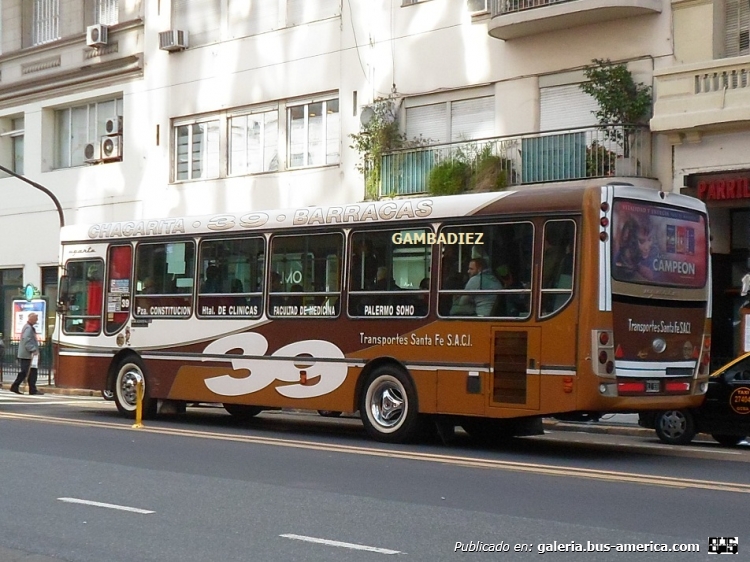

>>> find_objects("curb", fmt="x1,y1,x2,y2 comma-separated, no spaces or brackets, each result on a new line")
0,382,99,397
542,419,651,437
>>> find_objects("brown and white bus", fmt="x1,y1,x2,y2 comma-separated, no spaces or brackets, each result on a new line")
54,182,712,442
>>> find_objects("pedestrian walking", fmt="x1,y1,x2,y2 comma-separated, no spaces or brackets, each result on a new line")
10,313,44,395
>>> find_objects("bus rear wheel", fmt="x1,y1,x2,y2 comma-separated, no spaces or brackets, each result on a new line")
224,404,263,420
113,357,156,419
360,365,421,443
654,409,696,445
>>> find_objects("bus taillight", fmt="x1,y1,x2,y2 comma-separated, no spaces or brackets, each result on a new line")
593,329,614,377
617,381,645,394
665,381,691,393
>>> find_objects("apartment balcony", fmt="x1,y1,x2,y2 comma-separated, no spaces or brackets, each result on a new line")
652,55,750,135
488,0,662,41
378,125,651,198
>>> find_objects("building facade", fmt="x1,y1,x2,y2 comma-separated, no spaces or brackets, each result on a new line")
652,0,750,364
0,0,678,344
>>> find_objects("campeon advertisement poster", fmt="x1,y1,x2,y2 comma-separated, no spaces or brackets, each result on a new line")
611,200,707,288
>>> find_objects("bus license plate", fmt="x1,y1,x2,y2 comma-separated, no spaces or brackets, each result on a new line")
646,380,660,393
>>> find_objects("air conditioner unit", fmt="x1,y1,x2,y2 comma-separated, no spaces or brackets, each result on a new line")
467,0,488,14
105,116,123,135
101,135,123,161
86,24,108,47
159,30,188,52
84,142,101,163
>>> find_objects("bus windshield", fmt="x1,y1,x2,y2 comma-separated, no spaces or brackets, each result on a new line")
611,199,708,289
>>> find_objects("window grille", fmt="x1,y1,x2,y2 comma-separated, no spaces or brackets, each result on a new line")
96,0,119,25
32,0,59,46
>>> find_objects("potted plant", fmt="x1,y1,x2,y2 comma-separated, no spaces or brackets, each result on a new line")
350,97,430,199
580,59,652,176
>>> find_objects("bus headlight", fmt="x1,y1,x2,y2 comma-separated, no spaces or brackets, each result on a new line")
699,382,708,394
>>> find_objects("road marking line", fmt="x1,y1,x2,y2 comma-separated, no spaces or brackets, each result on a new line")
280,533,400,554
5,411,750,494
57,497,154,514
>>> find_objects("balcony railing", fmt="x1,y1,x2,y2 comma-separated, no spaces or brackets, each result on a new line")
651,56,750,132
378,125,651,198
488,0,661,40
491,0,573,16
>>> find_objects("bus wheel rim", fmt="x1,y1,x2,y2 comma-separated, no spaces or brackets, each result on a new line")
367,375,407,432
119,367,142,408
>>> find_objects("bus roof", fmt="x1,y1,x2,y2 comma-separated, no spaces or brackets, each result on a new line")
60,183,705,243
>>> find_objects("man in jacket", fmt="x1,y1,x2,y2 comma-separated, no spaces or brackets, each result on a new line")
10,312,43,395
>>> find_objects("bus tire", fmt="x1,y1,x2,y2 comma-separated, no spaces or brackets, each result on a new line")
654,409,696,445
113,356,157,419
360,365,421,443
223,404,263,420
711,434,745,447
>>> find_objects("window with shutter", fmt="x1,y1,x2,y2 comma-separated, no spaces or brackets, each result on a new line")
287,0,340,26
407,104,447,144
173,0,221,47
539,84,599,131
725,0,750,58
451,97,494,142
228,0,278,38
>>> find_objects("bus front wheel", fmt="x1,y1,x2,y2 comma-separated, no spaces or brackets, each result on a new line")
360,365,421,443
113,357,156,419
654,409,696,445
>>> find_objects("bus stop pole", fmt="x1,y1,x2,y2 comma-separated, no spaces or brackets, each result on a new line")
132,377,144,429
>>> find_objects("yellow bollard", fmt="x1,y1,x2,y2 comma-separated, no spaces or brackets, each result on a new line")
132,377,144,429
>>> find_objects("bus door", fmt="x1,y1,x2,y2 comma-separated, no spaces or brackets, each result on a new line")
489,326,541,410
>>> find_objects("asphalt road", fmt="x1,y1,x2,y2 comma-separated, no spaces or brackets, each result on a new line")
0,391,747,562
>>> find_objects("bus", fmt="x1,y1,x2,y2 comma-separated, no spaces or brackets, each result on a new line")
54,182,712,443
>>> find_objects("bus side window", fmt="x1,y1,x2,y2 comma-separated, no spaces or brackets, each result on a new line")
347,228,431,318
540,220,576,317
268,233,342,318
134,241,195,318
197,237,264,319
438,222,533,319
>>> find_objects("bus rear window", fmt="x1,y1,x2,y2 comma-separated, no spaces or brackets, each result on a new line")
611,200,707,288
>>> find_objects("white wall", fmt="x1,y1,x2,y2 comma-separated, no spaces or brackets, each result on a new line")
0,0,676,280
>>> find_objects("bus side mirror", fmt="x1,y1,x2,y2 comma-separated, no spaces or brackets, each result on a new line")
57,275,70,314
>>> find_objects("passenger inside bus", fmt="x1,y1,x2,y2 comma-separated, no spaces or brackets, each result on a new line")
202,265,222,293
450,257,502,316
493,264,526,317
372,266,398,291
141,277,157,294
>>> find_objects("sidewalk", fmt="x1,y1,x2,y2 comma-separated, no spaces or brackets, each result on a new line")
0,381,98,397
